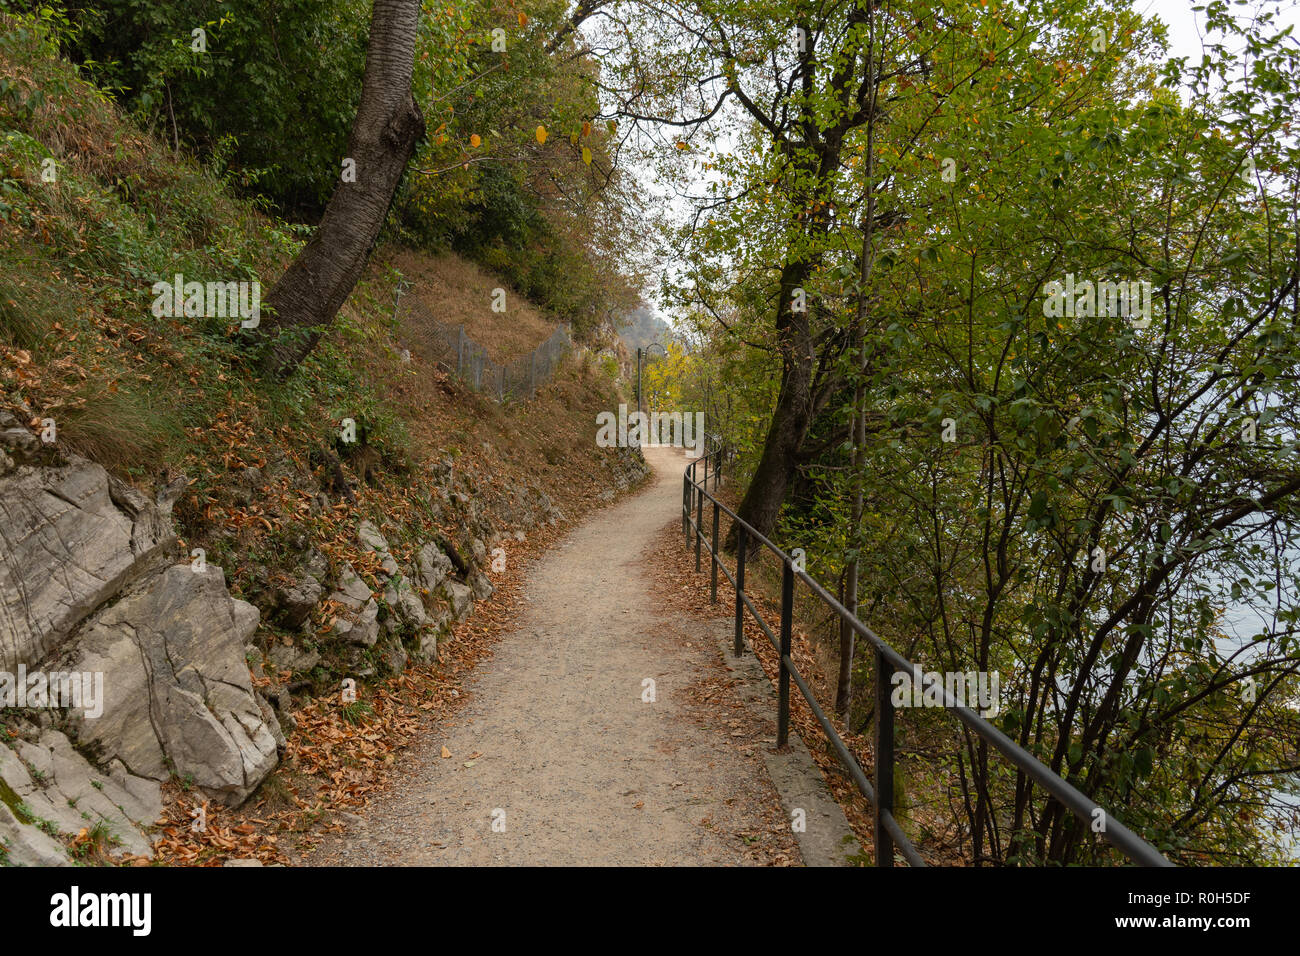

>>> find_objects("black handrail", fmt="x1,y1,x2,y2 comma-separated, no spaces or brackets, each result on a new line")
681,440,1173,868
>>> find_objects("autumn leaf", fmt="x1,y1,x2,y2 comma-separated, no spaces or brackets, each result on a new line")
517,11,528,27
535,125,547,145
581,121,591,138
469,134,481,148
441,745,452,758
582,146,592,166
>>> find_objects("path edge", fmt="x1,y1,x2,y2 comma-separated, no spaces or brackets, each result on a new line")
707,622,865,867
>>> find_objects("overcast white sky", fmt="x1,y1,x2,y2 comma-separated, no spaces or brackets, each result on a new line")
1144,0,1299,61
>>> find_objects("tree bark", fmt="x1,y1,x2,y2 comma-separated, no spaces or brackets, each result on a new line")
725,259,815,550
257,0,425,379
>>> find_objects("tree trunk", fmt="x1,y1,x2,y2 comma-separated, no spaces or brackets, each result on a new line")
257,0,425,379
725,260,815,551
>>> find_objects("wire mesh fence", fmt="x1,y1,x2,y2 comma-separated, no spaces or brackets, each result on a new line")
394,287,571,402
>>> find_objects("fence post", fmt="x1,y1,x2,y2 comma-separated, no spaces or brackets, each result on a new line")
777,560,793,748
456,326,465,377
734,526,747,657
694,486,703,573
530,349,537,398
710,499,720,604
683,475,689,543
874,648,896,867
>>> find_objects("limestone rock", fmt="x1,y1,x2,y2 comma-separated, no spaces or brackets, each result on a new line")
469,568,494,602
65,563,280,806
0,803,69,866
357,520,400,577
0,456,174,672
0,727,160,862
417,542,454,596
271,572,322,629
327,563,381,647
440,579,474,623
383,575,429,632
267,640,320,675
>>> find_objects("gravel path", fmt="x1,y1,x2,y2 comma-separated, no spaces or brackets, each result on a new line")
296,445,800,866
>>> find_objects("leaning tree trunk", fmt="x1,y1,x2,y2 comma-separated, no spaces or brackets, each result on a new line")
257,0,425,379
725,259,815,551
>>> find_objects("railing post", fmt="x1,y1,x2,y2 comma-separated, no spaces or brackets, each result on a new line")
716,453,722,490
734,526,746,657
710,499,720,604
682,475,689,542
777,560,793,748
874,648,896,867
694,486,703,572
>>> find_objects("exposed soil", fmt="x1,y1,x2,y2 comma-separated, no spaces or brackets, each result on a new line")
295,446,800,866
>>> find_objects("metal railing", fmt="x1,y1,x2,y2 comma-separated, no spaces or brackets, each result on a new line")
682,441,1172,868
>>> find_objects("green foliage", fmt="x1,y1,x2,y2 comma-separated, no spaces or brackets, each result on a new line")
643,0,1300,864
55,0,369,210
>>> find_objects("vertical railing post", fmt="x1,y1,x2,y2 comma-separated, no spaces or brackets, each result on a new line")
682,475,689,542
710,499,720,604
694,485,703,572
734,526,747,657
874,649,896,867
716,452,722,490
777,560,793,748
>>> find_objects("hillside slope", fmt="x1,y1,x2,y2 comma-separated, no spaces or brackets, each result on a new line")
0,18,646,866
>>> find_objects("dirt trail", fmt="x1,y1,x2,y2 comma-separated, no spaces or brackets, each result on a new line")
297,444,799,866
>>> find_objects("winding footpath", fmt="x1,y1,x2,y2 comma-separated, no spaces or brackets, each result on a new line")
297,445,800,866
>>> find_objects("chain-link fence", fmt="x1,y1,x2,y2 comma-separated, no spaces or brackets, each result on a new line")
395,287,571,402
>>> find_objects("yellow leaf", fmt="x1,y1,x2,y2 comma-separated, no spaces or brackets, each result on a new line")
582,146,592,166
535,125,547,145
517,11,528,27
469,134,481,148
441,746,452,758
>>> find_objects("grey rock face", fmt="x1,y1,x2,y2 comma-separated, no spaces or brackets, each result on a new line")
440,579,474,622
327,563,380,647
417,542,454,596
469,569,494,602
0,728,161,861
383,575,429,632
267,640,320,675
0,456,173,672
271,572,322,629
357,520,400,576
0,803,70,866
65,563,280,806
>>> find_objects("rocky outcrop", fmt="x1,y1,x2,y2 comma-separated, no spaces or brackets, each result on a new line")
0,427,283,829
62,563,280,806
0,726,161,864
269,572,322,629
0,454,173,672
327,563,381,647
